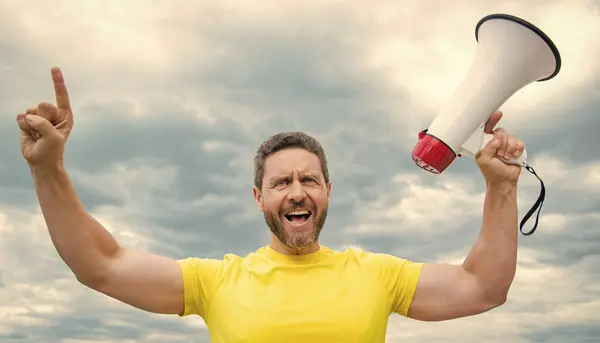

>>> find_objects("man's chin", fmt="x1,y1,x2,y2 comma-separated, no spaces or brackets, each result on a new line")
280,221,315,244
284,232,316,250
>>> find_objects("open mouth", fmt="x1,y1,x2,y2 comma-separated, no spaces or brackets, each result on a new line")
283,210,312,225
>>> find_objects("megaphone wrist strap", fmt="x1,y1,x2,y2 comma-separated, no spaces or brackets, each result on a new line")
519,163,545,236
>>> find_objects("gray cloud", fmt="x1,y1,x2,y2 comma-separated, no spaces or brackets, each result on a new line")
527,324,600,343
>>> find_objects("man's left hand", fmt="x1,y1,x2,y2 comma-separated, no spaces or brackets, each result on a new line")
475,111,525,186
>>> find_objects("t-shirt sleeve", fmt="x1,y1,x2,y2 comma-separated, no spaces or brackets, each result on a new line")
177,257,223,318
372,253,424,317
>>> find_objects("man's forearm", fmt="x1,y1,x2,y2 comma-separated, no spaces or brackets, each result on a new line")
31,163,121,286
462,182,519,303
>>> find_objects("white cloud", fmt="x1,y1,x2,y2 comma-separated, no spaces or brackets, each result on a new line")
4,1,597,116
346,154,599,237
348,171,485,235
69,162,178,205
522,153,600,192
364,0,600,118
0,208,88,332
0,202,200,341
387,244,600,343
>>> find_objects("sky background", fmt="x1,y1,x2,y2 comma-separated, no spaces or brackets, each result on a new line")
0,0,599,342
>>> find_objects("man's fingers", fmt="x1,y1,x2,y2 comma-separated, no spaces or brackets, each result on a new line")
514,140,525,157
504,134,518,159
37,102,59,123
477,130,502,160
20,102,67,136
494,128,508,158
51,67,71,110
16,113,30,132
17,113,38,134
17,113,41,139
55,120,69,130
25,114,58,138
484,111,503,134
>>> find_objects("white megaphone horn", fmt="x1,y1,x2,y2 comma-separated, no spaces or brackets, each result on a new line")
411,13,561,174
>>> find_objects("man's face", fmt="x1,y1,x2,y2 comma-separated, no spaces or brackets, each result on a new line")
253,148,331,252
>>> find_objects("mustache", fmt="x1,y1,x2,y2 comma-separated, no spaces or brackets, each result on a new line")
279,200,316,214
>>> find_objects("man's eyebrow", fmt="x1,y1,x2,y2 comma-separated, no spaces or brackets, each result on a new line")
268,174,289,183
267,171,320,184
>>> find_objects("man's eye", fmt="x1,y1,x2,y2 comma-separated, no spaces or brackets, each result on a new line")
275,179,289,186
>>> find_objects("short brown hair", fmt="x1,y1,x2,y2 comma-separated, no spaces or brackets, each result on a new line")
253,131,330,189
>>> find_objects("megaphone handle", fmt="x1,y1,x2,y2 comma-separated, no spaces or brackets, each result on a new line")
481,133,527,166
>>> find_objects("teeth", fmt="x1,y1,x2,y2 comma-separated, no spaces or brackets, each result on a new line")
287,210,310,216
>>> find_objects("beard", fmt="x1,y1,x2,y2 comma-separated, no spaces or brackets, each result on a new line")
264,201,328,252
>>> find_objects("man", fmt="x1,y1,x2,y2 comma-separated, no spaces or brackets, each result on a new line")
17,68,524,342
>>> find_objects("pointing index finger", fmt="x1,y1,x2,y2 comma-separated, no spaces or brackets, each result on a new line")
51,67,71,110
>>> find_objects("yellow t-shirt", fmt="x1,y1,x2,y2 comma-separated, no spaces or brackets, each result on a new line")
178,245,423,343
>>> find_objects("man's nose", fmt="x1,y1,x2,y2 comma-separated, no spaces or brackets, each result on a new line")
287,180,306,202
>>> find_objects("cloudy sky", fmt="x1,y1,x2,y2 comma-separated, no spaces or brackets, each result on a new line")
1,0,599,342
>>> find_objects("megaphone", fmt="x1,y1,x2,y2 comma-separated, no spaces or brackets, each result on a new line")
411,13,561,174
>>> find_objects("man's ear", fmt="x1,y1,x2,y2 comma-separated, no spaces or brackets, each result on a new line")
252,186,265,212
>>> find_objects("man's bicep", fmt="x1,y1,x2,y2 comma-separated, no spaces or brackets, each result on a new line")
92,249,221,317
407,263,494,321
92,249,187,315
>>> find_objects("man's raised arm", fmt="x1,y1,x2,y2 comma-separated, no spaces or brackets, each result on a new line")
405,113,524,322
17,67,187,315
32,164,185,314
407,182,518,321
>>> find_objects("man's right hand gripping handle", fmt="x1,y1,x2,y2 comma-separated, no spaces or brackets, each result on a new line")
16,67,186,315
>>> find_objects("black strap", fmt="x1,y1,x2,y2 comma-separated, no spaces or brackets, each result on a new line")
519,163,545,236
